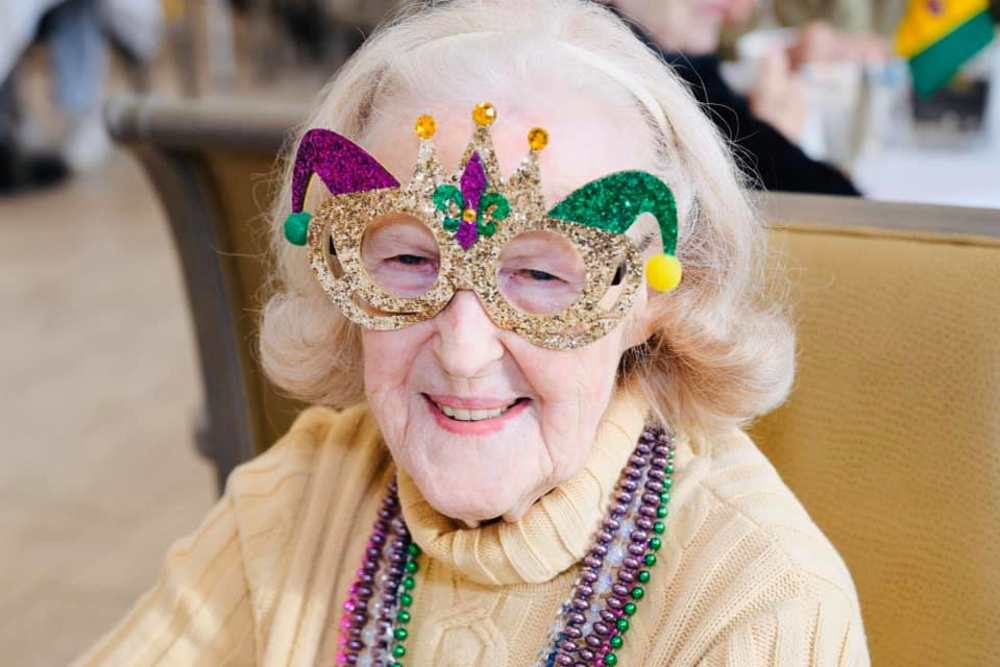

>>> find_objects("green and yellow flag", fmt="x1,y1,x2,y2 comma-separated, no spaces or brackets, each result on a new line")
895,0,996,95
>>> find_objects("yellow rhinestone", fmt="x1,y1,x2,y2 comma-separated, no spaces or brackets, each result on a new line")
462,208,477,222
528,127,549,151
414,114,436,139
472,102,497,127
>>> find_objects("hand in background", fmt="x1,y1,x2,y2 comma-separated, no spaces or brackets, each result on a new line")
749,48,807,142
723,0,759,25
786,21,890,70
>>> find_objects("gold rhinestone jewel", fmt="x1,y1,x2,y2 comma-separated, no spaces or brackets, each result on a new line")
462,208,477,222
472,102,497,127
414,114,436,139
528,127,549,151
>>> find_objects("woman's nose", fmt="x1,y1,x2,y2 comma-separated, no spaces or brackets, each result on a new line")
432,290,504,378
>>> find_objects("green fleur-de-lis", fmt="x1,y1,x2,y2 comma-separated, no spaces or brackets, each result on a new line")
433,184,464,233
432,183,509,249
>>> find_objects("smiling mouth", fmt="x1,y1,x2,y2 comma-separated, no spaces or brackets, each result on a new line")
423,394,530,422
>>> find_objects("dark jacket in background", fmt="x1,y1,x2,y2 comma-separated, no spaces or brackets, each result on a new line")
663,52,860,195
612,6,860,196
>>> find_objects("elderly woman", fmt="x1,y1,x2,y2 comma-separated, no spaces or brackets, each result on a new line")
75,1,868,665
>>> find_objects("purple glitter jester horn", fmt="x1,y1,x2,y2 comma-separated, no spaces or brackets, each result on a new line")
291,129,399,212
284,129,399,246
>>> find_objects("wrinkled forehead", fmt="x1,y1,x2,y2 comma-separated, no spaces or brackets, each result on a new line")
363,96,659,220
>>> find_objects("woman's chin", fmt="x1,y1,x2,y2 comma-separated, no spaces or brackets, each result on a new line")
398,411,550,523
419,475,526,525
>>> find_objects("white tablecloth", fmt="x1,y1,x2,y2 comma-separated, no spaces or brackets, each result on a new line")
852,142,1000,209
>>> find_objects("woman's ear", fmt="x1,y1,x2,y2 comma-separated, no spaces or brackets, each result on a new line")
620,213,664,352
622,290,658,351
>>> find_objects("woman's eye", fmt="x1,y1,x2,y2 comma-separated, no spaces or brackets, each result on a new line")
519,269,561,282
392,254,431,266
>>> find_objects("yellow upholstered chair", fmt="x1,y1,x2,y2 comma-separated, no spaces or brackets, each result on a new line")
109,96,999,666
753,194,1000,666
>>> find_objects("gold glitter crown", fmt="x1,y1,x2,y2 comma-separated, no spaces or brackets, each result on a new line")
402,103,682,296
400,102,552,253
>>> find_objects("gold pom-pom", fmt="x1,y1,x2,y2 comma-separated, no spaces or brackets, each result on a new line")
645,254,682,292
528,127,549,151
414,114,436,139
473,102,497,127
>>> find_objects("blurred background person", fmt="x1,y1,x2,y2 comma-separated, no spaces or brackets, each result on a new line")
0,0,67,193
0,0,162,193
604,0,891,195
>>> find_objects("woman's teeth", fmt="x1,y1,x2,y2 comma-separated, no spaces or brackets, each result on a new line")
437,400,517,421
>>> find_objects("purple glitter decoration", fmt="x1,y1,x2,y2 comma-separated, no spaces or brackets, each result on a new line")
336,480,402,665
460,152,487,212
455,221,479,250
291,128,399,213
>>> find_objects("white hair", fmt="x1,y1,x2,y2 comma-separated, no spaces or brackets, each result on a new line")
259,0,795,438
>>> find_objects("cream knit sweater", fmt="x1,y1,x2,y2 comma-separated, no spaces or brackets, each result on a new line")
74,392,869,666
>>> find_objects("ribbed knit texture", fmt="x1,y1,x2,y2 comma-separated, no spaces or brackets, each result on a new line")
74,392,869,666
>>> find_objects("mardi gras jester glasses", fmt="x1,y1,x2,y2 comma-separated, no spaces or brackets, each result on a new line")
282,102,682,350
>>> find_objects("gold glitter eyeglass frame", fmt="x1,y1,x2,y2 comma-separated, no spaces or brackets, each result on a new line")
283,103,683,350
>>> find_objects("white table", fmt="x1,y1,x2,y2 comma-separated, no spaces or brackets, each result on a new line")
852,142,1000,209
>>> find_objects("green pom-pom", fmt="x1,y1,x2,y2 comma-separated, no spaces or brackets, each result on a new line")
283,211,311,246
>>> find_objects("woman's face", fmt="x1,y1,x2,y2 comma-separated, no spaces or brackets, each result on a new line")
643,0,758,55
360,98,660,525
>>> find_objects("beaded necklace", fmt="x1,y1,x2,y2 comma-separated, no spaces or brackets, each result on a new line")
336,425,676,667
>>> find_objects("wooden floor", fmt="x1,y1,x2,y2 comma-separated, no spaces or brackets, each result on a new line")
0,153,217,665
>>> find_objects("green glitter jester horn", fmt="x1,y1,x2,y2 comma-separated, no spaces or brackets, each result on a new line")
548,171,682,291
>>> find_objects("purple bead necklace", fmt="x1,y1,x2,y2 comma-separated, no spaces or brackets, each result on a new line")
336,425,676,667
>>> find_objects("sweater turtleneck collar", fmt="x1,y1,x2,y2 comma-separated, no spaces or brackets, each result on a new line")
396,389,650,587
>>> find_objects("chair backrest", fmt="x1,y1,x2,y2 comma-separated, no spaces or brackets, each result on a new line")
109,96,1000,665
107,95,306,491
754,194,1000,667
